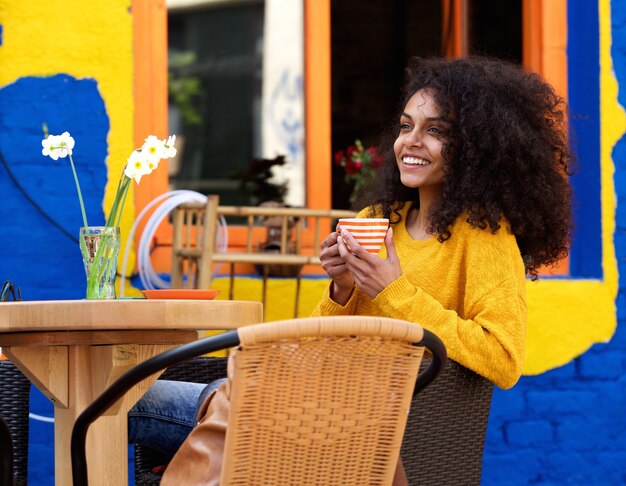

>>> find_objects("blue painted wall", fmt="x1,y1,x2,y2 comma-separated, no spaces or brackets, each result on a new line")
0,75,109,300
0,75,110,484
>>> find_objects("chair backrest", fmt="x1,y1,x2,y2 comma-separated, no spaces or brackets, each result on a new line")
171,195,357,318
133,357,493,486
220,316,446,485
71,316,446,486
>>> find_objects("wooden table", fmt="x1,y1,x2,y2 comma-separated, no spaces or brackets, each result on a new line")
0,299,263,486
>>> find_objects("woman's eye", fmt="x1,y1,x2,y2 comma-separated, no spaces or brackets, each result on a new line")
429,126,448,139
400,123,412,131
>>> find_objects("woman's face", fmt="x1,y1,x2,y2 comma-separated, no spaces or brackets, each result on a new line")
393,89,448,193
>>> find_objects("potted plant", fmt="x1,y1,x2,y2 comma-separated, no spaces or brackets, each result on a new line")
334,139,384,206
234,155,299,276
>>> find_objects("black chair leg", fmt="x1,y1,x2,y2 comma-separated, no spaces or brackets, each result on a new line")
0,415,14,486
0,361,30,486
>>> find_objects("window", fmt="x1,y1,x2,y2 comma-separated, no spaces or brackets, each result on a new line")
167,0,305,207
168,2,265,205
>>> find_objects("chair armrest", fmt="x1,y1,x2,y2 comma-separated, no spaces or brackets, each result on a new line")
413,328,448,396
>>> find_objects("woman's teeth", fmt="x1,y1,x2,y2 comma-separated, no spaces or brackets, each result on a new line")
403,156,429,166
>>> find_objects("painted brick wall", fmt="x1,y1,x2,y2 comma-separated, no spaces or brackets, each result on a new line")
483,323,626,484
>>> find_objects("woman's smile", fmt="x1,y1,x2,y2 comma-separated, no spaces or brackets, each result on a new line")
401,155,431,166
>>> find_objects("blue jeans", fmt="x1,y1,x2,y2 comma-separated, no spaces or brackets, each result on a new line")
128,378,227,457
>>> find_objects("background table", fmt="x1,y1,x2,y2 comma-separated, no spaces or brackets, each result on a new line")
0,299,263,486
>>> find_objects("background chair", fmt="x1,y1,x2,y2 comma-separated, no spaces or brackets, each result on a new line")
72,316,446,486
171,195,356,318
401,359,493,485
0,360,31,486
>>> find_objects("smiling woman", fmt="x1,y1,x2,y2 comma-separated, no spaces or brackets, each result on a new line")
314,56,573,392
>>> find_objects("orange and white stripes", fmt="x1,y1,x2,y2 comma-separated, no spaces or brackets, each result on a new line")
337,218,389,253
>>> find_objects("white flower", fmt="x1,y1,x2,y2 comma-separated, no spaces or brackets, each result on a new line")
42,131,75,160
124,150,152,183
42,135,60,160
41,130,88,227
164,135,177,158
141,135,165,165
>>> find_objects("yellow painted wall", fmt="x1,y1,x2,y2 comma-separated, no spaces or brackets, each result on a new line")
0,0,136,249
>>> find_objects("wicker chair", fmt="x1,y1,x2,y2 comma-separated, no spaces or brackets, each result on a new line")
71,316,446,486
0,360,31,486
401,358,494,485
133,357,493,485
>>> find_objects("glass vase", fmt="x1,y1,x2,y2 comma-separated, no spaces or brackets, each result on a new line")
79,226,121,300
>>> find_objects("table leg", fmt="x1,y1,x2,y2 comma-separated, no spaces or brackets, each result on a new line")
17,343,175,486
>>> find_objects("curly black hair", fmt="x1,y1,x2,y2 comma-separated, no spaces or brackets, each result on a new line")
355,56,572,278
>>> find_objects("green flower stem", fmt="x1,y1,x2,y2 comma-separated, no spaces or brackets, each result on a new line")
106,175,125,226
106,176,131,227
86,236,108,295
69,153,89,228
115,178,131,227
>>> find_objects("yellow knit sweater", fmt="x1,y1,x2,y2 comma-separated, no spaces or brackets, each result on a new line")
312,204,527,389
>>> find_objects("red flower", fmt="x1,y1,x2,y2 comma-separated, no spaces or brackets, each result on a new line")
335,139,383,203
370,150,384,169
344,159,360,174
334,150,345,166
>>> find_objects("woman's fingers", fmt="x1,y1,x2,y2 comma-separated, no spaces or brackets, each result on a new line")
320,231,339,251
337,227,402,299
338,229,374,261
384,227,396,262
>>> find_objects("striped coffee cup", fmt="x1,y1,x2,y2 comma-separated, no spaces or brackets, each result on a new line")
337,218,390,254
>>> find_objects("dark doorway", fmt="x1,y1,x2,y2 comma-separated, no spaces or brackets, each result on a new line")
330,1,442,209
330,0,523,210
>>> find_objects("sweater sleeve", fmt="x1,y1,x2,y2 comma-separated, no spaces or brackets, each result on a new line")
310,281,358,316
372,274,526,389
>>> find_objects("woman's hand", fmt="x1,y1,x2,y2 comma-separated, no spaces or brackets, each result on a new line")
319,231,355,304
337,227,402,299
